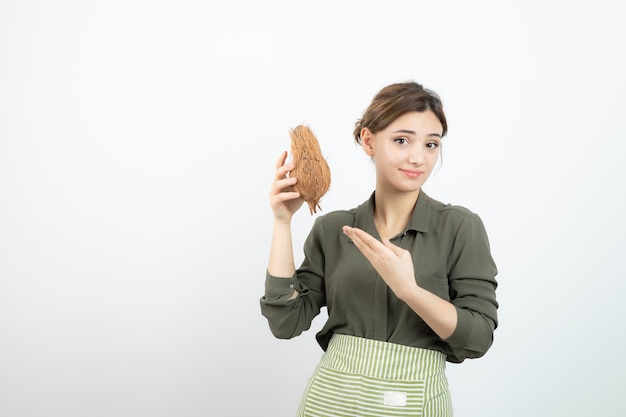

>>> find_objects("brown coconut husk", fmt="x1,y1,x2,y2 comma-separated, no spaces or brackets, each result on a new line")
289,124,331,215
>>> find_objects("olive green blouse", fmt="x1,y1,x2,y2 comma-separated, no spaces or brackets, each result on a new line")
260,191,498,363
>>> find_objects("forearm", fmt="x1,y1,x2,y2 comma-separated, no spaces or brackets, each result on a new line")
267,220,297,278
400,285,458,340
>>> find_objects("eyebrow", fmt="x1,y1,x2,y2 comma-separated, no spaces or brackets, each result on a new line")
392,129,442,138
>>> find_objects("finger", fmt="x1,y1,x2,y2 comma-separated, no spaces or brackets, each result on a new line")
271,176,297,194
349,236,376,263
353,234,380,257
271,191,301,204
343,226,386,251
275,151,288,169
274,151,295,178
343,227,387,262
282,176,297,187
352,228,398,256
346,227,403,267
382,239,405,257
343,226,373,249
276,162,295,180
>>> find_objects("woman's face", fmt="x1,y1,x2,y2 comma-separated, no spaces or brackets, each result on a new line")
361,110,443,194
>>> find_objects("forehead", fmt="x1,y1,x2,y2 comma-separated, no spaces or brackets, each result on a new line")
385,111,443,135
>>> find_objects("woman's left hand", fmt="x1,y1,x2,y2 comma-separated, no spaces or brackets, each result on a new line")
342,226,418,301
343,225,458,339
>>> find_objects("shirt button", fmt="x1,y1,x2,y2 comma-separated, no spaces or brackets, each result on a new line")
289,284,294,288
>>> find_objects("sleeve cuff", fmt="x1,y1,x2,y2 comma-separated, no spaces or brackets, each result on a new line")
444,307,474,348
264,270,301,298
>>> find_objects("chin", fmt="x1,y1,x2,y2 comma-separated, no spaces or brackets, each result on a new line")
395,185,423,194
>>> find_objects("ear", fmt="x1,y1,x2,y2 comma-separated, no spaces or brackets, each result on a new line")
360,128,375,157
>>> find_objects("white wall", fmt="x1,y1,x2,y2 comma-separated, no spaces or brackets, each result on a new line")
1,1,624,416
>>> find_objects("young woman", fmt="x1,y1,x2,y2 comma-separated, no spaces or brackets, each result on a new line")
261,81,498,417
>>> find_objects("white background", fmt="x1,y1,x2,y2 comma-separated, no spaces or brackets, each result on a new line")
1,1,625,416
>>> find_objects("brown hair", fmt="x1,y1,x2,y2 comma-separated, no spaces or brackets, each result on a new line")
353,81,447,144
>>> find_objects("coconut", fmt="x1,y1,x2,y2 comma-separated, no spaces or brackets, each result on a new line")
289,124,331,214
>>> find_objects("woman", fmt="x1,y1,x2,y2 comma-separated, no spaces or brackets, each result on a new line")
260,81,498,416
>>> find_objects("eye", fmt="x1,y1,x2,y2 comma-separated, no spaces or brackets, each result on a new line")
426,141,440,149
394,137,409,145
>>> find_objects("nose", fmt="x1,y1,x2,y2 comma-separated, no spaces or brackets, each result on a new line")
408,146,425,166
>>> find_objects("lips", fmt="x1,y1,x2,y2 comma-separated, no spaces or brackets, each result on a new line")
400,169,424,178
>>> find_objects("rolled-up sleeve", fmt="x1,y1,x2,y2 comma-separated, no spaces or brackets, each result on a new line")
444,212,498,362
260,217,327,339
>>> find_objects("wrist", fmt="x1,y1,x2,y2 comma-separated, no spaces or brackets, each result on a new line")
273,217,293,227
396,281,421,303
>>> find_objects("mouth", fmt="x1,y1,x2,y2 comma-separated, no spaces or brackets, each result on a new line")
400,169,424,178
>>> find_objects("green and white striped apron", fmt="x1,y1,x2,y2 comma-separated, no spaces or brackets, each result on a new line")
297,334,452,417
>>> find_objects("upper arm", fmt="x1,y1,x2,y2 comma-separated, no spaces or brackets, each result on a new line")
445,211,499,359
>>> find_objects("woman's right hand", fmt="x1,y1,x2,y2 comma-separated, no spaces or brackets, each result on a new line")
269,151,304,223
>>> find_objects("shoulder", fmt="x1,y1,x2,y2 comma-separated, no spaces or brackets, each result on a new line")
424,195,495,265
313,206,358,229
303,205,360,249
425,194,485,231
427,194,477,217
309,195,371,234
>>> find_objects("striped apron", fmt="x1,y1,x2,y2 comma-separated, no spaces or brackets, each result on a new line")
296,334,452,417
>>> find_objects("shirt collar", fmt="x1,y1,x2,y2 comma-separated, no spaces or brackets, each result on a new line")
354,189,432,236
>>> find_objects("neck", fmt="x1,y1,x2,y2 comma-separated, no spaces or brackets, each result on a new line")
373,188,420,240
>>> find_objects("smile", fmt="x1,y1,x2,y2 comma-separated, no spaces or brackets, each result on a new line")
400,169,424,178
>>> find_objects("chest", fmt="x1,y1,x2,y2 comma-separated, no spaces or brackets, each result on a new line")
324,231,451,301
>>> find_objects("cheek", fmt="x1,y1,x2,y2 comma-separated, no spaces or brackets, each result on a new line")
376,154,400,172
378,148,402,162
427,150,441,165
